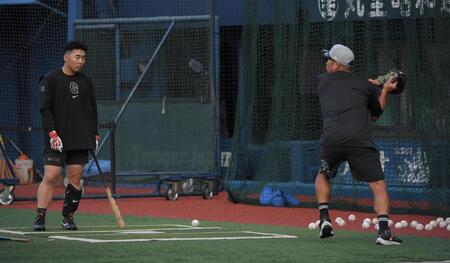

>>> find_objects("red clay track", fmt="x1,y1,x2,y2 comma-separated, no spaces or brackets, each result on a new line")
3,189,449,239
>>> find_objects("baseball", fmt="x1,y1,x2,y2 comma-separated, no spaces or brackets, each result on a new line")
308,222,317,230
410,220,418,228
416,224,424,231
191,219,200,227
362,222,370,229
394,222,403,229
447,224,450,231
348,214,356,221
401,220,408,227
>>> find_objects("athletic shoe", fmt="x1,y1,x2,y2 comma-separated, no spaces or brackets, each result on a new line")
376,229,402,245
319,220,334,239
33,214,46,232
61,214,77,230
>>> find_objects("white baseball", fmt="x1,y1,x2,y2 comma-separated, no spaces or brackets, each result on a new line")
430,220,437,228
363,218,371,224
338,220,346,227
362,222,370,229
439,221,447,228
401,220,408,227
308,222,317,230
416,224,424,231
335,217,343,224
348,214,356,221
436,217,444,223
372,218,378,225
315,220,321,227
425,224,432,231
447,224,450,231
191,219,200,227
388,219,394,226
410,220,418,228
394,222,403,229
445,217,450,223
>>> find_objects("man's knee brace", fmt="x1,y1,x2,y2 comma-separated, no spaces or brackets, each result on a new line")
62,184,82,217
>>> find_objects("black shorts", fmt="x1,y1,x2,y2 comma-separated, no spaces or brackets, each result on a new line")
44,149,89,167
319,145,384,182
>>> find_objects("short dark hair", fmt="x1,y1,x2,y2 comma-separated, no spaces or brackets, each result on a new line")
64,41,87,53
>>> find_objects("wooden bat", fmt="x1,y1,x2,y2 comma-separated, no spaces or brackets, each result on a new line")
0,236,32,243
90,151,125,228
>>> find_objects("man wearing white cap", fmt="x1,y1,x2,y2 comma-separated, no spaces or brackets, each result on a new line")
315,44,402,245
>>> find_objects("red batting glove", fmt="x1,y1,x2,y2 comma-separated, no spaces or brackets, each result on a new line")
95,135,100,152
49,130,63,152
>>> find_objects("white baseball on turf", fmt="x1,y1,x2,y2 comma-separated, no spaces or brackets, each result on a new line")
401,220,408,227
447,224,450,231
445,217,450,223
348,214,356,221
388,219,394,226
362,222,370,229
315,220,320,227
439,221,447,228
191,219,200,227
410,220,418,228
416,224,424,231
308,222,317,230
374,224,379,230
425,224,432,231
430,220,437,228
363,218,371,224
338,220,346,227
335,217,342,224
436,217,444,223
394,222,402,229
372,218,378,225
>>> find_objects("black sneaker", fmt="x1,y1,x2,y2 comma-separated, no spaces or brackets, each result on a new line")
319,220,334,239
376,229,402,245
61,214,77,230
33,214,46,232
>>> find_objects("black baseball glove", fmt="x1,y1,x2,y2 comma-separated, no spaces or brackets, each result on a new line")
376,70,407,94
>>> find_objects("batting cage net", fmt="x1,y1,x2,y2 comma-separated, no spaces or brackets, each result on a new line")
0,1,67,185
0,0,219,200
75,1,219,197
224,0,450,215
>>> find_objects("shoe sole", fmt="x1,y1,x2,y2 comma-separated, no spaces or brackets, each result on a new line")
62,224,77,231
376,237,401,245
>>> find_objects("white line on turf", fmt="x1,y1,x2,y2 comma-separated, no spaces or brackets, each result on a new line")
48,232,298,243
0,226,222,235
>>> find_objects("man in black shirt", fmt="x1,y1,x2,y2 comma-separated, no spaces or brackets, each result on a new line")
33,41,99,231
316,44,402,245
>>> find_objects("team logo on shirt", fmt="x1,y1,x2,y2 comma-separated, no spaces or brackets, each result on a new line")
69,81,79,99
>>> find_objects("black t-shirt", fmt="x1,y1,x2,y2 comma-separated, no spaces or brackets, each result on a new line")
39,68,98,151
317,71,382,148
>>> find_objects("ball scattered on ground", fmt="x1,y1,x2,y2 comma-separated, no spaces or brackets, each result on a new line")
416,224,424,231
445,217,450,223
447,224,450,231
335,217,343,224
363,218,371,224
436,217,444,223
348,214,356,221
410,220,418,228
338,220,346,227
394,222,403,229
362,222,370,229
430,220,437,228
425,224,432,231
308,222,317,230
401,220,408,227
372,218,378,225
191,219,200,227
374,224,379,230
439,221,447,228
315,220,320,227
388,219,393,226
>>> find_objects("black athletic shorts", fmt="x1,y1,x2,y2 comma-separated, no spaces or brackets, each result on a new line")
319,145,384,182
44,149,89,167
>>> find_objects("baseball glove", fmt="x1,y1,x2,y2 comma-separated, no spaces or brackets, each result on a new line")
376,70,407,94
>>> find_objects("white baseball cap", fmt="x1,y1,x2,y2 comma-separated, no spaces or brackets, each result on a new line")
323,44,355,66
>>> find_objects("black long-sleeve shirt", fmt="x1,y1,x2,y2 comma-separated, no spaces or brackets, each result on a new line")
317,71,383,148
39,68,98,151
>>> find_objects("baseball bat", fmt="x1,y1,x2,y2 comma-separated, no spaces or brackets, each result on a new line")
0,236,32,243
90,151,125,228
